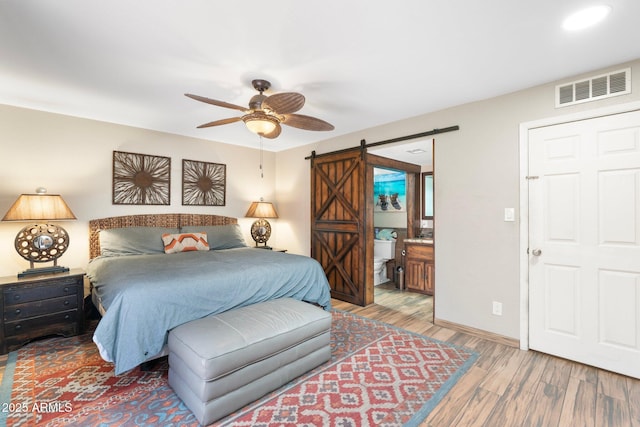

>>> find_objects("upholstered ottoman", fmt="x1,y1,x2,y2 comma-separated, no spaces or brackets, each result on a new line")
167,298,332,426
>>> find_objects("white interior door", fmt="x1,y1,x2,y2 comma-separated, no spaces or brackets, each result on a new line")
528,110,640,379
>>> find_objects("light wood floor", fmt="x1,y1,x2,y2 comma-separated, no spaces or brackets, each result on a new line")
334,284,640,427
2,285,638,426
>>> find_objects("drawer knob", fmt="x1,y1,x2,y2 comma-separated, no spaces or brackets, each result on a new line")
13,294,21,301
15,324,21,330
15,308,21,315
64,314,70,320
64,287,69,292
64,300,70,306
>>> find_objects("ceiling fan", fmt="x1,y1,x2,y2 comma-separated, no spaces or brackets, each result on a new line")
185,79,334,139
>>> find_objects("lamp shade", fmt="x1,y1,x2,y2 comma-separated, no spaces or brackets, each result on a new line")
2,194,76,221
245,201,279,219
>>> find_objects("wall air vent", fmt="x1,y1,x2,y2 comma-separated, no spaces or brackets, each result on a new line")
555,67,631,108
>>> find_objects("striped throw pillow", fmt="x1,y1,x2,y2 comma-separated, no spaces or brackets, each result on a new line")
162,232,209,254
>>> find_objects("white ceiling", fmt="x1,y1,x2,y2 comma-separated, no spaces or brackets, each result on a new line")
1,1,639,154
369,139,433,166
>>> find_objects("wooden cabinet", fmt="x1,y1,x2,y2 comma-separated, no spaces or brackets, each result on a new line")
0,269,84,354
404,242,434,295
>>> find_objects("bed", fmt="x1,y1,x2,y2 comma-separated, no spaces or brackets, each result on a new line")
85,213,332,375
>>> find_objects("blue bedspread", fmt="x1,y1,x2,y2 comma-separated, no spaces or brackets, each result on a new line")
86,248,332,375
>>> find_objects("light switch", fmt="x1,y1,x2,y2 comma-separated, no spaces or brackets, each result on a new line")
504,208,515,222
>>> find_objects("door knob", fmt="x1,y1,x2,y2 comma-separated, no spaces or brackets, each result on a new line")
531,248,542,256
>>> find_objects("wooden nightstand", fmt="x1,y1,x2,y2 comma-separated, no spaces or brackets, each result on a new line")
0,269,85,354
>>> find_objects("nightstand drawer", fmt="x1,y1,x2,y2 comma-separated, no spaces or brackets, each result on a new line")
4,309,78,338
4,283,79,306
4,296,79,321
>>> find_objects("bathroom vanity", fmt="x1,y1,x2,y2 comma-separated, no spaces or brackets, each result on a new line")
403,239,434,295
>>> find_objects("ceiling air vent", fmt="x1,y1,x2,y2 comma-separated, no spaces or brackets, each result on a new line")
555,67,631,108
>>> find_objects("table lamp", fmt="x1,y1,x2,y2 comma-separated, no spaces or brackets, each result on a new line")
245,199,278,249
2,188,76,278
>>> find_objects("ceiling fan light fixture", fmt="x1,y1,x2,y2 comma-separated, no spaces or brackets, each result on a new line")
243,113,279,136
187,79,333,138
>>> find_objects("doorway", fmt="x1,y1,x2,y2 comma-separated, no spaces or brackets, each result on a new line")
310,139,433,310
369,139,434,320
520,102,640,379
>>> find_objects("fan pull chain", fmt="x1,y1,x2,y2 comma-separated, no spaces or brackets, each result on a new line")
259,135,264,179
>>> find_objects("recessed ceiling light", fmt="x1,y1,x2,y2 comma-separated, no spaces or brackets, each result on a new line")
407,148,426,154
562,5,611,31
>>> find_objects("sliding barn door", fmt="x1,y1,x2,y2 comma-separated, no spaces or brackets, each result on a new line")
311,149,369,306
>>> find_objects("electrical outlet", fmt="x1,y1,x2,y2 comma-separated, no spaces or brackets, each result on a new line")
492,301,503,316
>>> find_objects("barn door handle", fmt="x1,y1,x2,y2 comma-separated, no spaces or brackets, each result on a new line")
531,248,542,256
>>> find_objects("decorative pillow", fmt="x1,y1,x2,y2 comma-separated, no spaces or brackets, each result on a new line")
180,224,248,250
100,227,180,256
162,232,210,254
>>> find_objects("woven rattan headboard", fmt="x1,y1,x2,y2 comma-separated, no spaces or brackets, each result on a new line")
88,213,238,259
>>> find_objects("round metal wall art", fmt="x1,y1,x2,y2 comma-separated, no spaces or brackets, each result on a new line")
14,224,70,263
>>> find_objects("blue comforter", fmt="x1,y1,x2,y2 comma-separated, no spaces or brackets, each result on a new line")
86,248,332,375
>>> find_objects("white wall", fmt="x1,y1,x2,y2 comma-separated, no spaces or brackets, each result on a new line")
277,58,640,340
272,144,311,256
373,211,406,229
0,105,276,277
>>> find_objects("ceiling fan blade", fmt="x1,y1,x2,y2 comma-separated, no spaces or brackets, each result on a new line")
282,114,334,131
262,123,282,139
262,92,305,114
196,117,242,128
185,93,247,112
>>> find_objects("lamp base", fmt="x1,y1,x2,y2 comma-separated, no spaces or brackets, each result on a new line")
18,265,69,279
250,219,272,247
254,245,273,250
13,223,71,278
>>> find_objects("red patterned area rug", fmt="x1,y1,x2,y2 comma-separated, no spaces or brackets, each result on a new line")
0,310,477,426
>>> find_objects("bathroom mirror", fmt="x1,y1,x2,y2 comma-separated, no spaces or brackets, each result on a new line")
422,172,433,219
